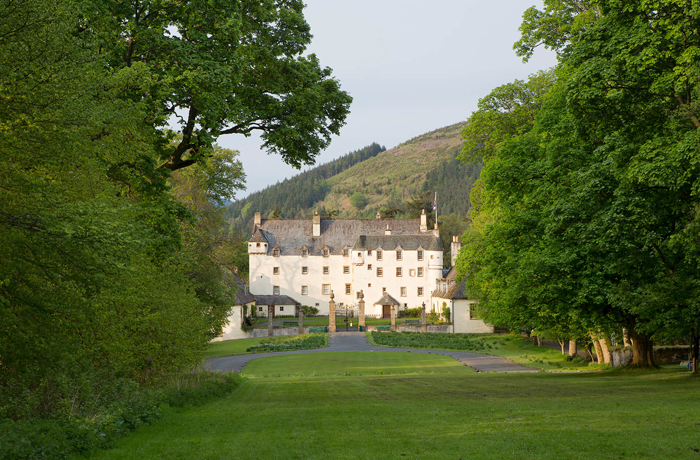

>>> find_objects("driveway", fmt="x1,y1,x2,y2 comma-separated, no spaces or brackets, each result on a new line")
206,332,537,374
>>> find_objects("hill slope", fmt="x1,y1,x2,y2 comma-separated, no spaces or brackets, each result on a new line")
226,122,482,235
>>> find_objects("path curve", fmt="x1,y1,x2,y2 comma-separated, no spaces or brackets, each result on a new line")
206,332,537,374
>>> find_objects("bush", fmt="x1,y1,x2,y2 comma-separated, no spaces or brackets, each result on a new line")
301,305,319,316
402,307,422,318
247,333,326,352
0,372,241,460
443,307,451,323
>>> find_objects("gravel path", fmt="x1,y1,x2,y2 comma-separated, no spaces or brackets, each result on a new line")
206,332,537,374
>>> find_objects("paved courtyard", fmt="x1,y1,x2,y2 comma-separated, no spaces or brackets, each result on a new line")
206,332,537,373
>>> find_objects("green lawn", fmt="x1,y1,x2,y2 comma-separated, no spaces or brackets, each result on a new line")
85,353,700,460
241,351,474,378
368,332,610,372
203,334,328,359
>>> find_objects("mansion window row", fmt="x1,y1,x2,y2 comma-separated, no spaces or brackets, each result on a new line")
271,266,424,277
274,284,425,297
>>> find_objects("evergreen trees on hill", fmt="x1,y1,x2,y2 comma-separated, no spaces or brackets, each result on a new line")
225,143,385,231
422,158,483,216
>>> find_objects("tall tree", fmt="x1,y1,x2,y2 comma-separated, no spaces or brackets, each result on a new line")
82,0,352,172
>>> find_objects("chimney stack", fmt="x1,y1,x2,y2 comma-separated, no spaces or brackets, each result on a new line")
385,224,392,235
420,209,427,232
254,211,261,230
376,212,381,219
313,212,321,237
451,235,461,267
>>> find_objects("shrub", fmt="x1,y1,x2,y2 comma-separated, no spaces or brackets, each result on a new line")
247,333,326,352
443,307,451,323
301,305,319,316
402,307,422,318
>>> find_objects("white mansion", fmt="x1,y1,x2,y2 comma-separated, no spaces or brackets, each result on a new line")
248,210,455,317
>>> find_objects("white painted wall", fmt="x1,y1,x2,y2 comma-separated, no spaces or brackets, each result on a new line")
451,299,494,333
212,305,251,341
250,246,442,315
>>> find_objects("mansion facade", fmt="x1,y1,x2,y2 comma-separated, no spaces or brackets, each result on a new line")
248,210,448,317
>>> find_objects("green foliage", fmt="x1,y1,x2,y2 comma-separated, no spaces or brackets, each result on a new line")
402,307,423,318
349,192,368,210
82,0,351,172
226,143,385,229
246,333,327,352
370,332,488,352
443,307,451,323
301,305,320,316
0,372,240,460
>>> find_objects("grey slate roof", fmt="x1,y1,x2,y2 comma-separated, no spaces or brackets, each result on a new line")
250,228,268,243
254,295,301,306
353,234,440,252
374,293,401,306
235,281,256,305
251,218,433,255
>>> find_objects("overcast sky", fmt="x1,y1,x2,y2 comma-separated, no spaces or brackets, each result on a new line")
223,1,557,200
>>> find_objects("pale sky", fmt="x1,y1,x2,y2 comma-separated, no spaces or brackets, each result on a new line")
222,1,557,199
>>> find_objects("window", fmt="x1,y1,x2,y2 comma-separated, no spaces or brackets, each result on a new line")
417,249,424,261
301,247,308,257
409,269,416,277
368,250,372,256
273,286,280,295
430,255,434,259
417,287,424,296
273,267,279,275
367,264,372,270
343,266,350,274
400,287,407,297
417,267,424,277
343,248,349,257
322,248,330,257
382,287,387,294
302,286,308,295
470,304,480,320
368,283,371,287
302,266,308,275
256,243,261,247
273,247,280,257
377,267,383,277
396,249,402,261
259,306,263,312
345,284,351,295
323,266,330,275
356,291,362,299
322,284,331,295
376,249,383,260
280,306,284,312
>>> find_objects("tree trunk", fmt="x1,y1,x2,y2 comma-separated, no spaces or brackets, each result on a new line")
569,340,577,357
590,332,604,364
622,328,631,347
559,339,566,354
628,328,656,367
598,337,612,364
585,342,595,362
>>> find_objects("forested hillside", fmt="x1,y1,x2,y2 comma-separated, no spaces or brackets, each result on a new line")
227,123,482,234
224,143,385,229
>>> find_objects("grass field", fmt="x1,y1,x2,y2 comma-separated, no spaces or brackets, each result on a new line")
87,352,700,460
369,332,610,372
203,334,328,359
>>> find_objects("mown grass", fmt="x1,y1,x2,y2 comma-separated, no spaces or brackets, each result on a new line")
85,354,700,460
368,332,610,372
241,351,475,378
203,334,328,359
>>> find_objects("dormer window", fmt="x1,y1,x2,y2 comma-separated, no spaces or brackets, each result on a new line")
322,246,330,257
396,249,402,261
301,246,309,257
272,246,280,257
417,249,424,261
343,248,349,257
376,249,383,260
